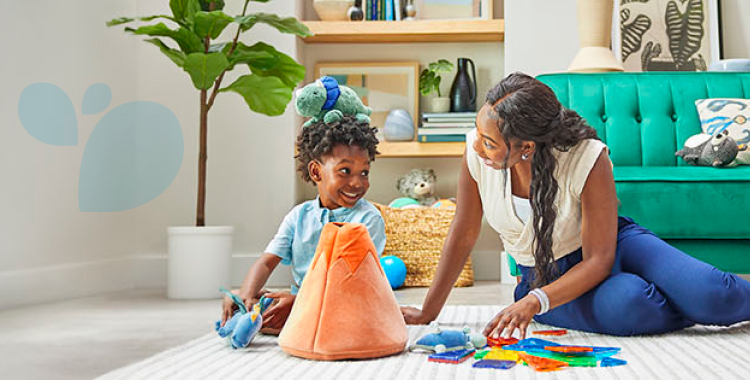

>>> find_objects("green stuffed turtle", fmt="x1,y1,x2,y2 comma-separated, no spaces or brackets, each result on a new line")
295,76,372,127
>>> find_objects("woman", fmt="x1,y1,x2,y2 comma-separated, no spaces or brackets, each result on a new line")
401,73,750,338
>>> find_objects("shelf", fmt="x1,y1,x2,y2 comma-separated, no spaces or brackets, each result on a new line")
302,19,504,43
377,141,465,158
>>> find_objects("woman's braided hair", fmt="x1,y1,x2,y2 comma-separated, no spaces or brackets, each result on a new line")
486,73,600,287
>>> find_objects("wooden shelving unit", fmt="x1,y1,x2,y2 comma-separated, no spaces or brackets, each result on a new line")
377,141,465,158
301,18,499,157
302,19,504,44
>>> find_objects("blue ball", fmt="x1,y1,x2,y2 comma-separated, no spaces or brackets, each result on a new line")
380,255,406,289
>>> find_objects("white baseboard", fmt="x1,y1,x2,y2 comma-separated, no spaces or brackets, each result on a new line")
0,257,136,309
0,250,499,309
0,253,293,309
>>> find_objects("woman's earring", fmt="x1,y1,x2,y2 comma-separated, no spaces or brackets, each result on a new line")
522,154,529,161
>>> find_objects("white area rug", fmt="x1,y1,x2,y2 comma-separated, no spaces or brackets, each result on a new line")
99,305,750,380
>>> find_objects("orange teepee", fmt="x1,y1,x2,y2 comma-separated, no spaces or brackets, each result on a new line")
278,222,407,360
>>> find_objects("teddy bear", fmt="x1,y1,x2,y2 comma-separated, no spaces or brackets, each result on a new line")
395,168,438,207
295,76,372,127
675,130,747,167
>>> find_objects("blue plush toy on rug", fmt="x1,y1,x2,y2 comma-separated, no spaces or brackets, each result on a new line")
214,288,273,349
409,321,487,353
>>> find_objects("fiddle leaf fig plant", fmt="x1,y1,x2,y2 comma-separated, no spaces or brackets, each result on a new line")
108,0,311,226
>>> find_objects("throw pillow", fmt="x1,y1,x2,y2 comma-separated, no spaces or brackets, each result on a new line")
695,98,750,165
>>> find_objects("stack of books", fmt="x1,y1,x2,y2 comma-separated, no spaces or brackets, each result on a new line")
365,0,403,21
418,112,476,143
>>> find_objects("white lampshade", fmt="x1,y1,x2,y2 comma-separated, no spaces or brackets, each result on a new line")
568,0,623,72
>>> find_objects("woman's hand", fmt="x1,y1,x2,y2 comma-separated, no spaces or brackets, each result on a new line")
483,295,541,340
401,306,434,325
261,292,296,330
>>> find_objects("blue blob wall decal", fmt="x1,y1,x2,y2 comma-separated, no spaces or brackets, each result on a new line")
79,101,184,212
18,83,78,146
82,83,112,115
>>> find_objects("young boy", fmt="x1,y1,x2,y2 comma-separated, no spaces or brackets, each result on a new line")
220,116,385,333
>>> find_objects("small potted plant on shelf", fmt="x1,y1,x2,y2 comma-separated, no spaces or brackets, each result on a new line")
108,0,311,299
419,59,454,113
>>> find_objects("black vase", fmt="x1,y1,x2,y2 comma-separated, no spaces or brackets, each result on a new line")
449,58,477,113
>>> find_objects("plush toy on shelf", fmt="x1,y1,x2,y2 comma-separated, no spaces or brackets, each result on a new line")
675,130,747,167
295,76,372,127
410,321,487,353
214,288,274,349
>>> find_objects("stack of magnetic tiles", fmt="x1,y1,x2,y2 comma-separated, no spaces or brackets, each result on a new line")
428,330,627,372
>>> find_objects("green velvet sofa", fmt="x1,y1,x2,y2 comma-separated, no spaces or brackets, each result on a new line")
537,72,750,273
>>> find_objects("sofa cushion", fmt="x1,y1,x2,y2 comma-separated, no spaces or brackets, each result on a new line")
614,166,750,239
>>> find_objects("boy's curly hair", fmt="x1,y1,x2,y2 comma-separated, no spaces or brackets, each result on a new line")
296,116,380,183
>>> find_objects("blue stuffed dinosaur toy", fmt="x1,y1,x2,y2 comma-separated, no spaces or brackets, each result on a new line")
295,76,372,127
409,321,487,353
214,288,274,349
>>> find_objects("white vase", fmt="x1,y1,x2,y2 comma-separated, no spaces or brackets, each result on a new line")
167,226,234,299
314,0,355,21
431,97,450,113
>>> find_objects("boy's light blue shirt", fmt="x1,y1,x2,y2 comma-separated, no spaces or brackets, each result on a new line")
265,197,386,294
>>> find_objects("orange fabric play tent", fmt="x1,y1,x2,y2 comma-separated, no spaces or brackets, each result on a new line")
278,222,408,360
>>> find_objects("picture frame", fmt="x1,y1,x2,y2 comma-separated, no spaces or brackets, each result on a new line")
415,0,494,20
612,0,721,72
315,61,421,133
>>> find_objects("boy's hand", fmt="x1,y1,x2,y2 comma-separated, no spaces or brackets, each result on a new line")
220,289,270,326
261,292,296,331
220,290,240,327
401,306,433,325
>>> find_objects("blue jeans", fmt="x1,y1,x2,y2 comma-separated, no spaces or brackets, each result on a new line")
515,217,750,336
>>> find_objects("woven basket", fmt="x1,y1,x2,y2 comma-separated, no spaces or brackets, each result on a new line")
375,204,474,287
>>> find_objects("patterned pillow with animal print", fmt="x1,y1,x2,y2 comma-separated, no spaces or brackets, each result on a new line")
695,99,750,165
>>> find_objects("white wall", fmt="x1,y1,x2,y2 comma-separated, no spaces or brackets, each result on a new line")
0,1,142,307
504,0,579,76
0,0,299,308
721,0,750,58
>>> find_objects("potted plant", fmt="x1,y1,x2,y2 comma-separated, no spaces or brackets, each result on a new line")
108,0,311,299
419,59,453,113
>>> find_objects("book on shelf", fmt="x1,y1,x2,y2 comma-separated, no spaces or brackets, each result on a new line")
422,118,476,124
422,112,477,119
418,134,467,143
421,121,475,128
418,127,474,135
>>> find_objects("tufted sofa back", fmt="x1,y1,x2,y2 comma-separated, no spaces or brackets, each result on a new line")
537,72,750,167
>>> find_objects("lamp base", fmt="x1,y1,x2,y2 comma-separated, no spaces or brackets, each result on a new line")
568,47,624,73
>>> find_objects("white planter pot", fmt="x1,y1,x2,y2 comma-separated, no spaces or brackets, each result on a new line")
431,97,450,113
167,226,234,299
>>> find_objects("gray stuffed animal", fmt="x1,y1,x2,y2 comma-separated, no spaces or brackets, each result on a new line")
396,169,438,206
675,130,746,167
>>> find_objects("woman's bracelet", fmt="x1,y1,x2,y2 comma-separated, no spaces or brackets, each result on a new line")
528,288,550,315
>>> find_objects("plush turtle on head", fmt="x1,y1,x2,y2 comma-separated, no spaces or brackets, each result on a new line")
676,130,748,167
295,76,372,127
